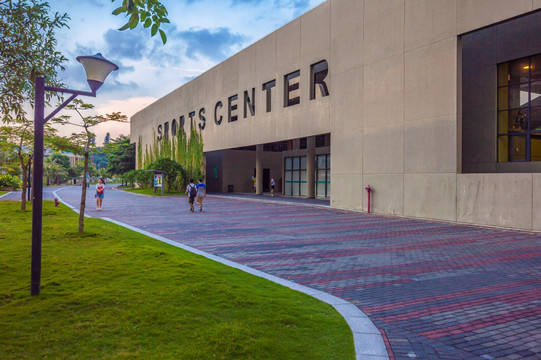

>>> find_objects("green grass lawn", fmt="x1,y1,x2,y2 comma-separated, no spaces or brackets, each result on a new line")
122,187,184,196
0,190,8,196
0,201,354,360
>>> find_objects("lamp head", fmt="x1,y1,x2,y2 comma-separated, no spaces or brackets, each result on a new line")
76,53,119,92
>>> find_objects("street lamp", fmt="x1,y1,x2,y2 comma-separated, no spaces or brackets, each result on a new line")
31,53,118,296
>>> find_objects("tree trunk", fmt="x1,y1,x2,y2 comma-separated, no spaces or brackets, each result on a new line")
20,163,27,211
78,153,89,233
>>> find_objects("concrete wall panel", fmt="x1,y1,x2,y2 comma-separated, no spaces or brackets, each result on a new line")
221,55,239,95
364,0,404,65
330,0,363,75
405,37,457,122
363,123,403,174
331,173,363,211
404,173,457,221
405,0,456,51
276,19,301,69
255,33,277,83
301,1,330,58
457,0,533,34
332,129,362,176
364,54,404,129
330,67,363,133
457,174,533,229
533,174,541,231
238,46,256,89
404,115,457,174
363,174,404,215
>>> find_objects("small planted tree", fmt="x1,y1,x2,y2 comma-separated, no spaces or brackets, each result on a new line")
54,99,127,232
0,119,59,209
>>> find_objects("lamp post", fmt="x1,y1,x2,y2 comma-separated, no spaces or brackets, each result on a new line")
31,53,118,296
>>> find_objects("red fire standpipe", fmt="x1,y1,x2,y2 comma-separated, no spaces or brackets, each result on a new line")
54,197,59,207
365,185,372,214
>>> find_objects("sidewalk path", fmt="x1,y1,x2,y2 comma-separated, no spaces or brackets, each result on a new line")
4,187,541,359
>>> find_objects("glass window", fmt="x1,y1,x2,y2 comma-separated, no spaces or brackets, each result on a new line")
285,157,292,170
300,181,307,196
511,136,526,161
531,81,541,107
532,55,541,81
531,107,541,131
285,182,292,195
300,156,307,169
292,181,299,196
293,156,299,169
285,170,292,182
497,54,541,161
531,135,541,161
315,154,331,198
498,83,529,110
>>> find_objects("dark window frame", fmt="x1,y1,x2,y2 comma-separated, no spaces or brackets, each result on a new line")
497,54,541,162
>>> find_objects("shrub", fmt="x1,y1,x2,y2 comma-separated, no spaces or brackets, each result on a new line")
147,158,186,191
0,174,21,189
122,170,137,187
133,169,153,188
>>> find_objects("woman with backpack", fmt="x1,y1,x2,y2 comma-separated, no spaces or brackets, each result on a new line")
185,179,197,212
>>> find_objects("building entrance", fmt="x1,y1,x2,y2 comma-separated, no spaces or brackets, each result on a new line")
205,133,330,198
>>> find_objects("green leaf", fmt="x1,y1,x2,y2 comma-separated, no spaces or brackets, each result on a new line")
112,6,126,16
128,12,139,30
151,23,158,37
118,22,131,31
144,18,152,28
159,29,167,44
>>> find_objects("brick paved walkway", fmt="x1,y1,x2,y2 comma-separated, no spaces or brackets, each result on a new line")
3,187,540,359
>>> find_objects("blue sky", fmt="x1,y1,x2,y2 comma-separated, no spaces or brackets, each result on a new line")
48,0,325,143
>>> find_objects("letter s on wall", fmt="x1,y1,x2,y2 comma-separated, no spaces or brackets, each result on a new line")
199,108,206,130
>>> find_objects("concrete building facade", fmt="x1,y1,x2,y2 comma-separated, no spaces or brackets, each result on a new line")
131,0,541,231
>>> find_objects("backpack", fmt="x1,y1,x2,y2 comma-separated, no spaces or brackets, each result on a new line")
189,184,197,197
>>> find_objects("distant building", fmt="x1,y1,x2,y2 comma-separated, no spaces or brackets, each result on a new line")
44,149,83,167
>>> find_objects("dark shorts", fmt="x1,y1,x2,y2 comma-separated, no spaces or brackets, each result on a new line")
96,193,104,199
271,185,275,189
189,196,195,204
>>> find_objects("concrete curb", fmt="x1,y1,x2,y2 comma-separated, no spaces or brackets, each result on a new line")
53,187,389,359
0,191,12,199
53,188,92,218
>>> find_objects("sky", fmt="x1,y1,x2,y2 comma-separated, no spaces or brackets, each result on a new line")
47,0,326,144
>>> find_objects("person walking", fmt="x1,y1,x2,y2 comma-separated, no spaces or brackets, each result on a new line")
185,179,197,212
270,177,275,196
196,178,206,212
95,178,105,210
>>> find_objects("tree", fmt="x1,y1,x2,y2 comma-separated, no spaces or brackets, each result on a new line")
0,119,59,210
44,157,67,185
48,152,70,169
104,135,135,177
112,0,169,44
54,99,127,232
91,149,108,170
0,0,69,124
